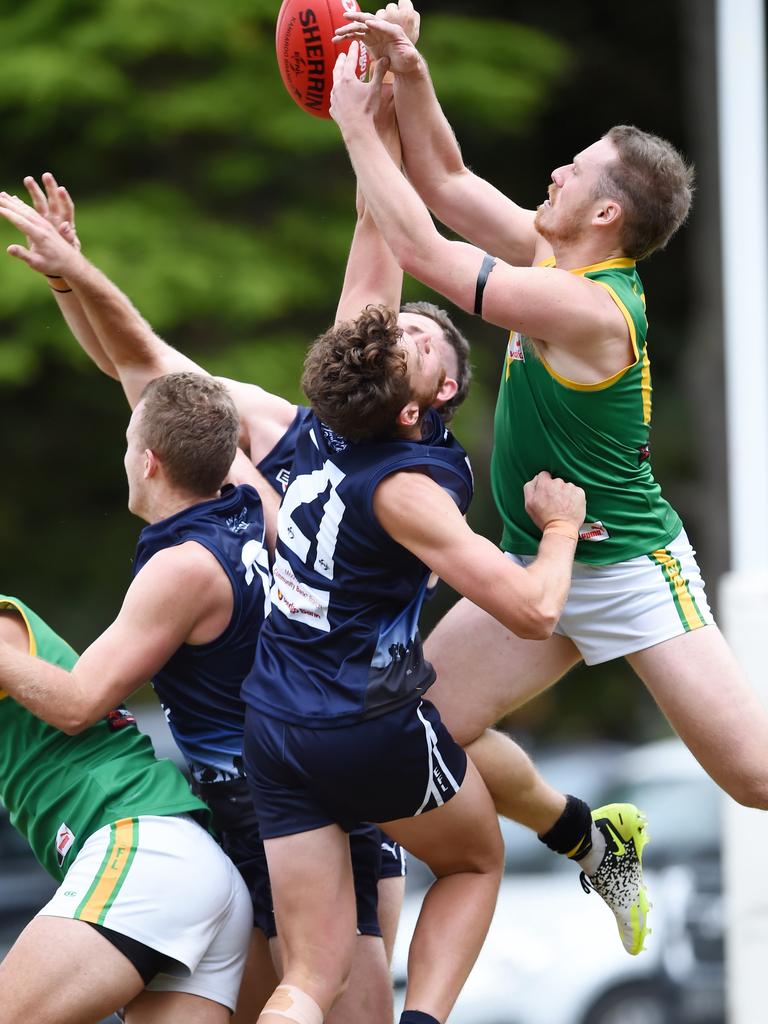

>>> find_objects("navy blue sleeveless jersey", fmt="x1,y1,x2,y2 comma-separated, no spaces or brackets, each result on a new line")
133,484,271,783
242,409,473,728
257,405,312,495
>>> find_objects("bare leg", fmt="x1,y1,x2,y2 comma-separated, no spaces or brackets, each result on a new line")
125,991,231,1024
380,758,504,1022
325,936,392,1024
0,916,144,1024
259,825,358,1022
378,874,406,965
231,929,279,1024
267,870,393,1024
628,625,768,807
425,597,580,744
465,729,567,830
425,598,580,829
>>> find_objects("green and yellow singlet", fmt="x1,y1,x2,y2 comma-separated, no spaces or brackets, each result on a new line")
490,258,681,565
0,596,207,881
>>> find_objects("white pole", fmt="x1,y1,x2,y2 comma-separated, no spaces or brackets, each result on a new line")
716,0,768,572
715,2,768,1022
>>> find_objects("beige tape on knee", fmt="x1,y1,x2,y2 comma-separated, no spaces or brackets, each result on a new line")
262,985,324,1024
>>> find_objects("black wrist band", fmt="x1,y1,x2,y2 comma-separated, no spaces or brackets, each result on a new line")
473,253,497,316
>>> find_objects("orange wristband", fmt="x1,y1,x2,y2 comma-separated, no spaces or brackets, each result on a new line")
543,519,579,542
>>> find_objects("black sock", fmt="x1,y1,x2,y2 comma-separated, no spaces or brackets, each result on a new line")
399,1012,441,1024
538,794,593,859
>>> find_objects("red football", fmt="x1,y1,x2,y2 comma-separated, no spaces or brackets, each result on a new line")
275,0,369,119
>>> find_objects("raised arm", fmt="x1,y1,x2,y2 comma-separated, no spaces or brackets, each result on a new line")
0,191,298,462
329,52,625,356
373,469,584,640
334,6,539,267
18,174,119,378
0,189,205,408
336,80,405,323
0,544,232,733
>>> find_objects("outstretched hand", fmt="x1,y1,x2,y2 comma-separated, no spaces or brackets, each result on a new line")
373,0,420,45
24,172,81,253
0,191,83,278
333,8,420,75
330,41,390,136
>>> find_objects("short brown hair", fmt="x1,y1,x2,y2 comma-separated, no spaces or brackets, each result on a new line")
138,372,239,495
302,306,411,442
400,301,472,423
597,125,695,260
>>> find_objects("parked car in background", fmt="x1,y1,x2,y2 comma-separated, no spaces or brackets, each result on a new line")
392,738,725,1024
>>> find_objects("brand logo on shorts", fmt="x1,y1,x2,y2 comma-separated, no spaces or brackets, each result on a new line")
432,766,449,794
578,521,610,542
55,822,76,867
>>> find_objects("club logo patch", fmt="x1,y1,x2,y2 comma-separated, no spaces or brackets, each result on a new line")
505,332,526,380
55,822,76,867
106,707,137,731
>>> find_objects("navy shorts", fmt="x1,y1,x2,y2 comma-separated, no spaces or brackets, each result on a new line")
192,777,382,937
243,698,467,840
377,829,407,879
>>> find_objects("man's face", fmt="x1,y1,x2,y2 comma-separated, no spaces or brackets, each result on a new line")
397,314,447,411
123,402,147,517
397,312,457,407
534,137,618,246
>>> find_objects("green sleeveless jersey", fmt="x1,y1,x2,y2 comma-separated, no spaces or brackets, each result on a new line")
490,258,681,565
0,596,208,881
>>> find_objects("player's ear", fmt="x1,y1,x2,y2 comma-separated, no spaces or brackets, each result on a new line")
397,401,420,429
436,376,458,406
144,448,159,479
594,198,622,228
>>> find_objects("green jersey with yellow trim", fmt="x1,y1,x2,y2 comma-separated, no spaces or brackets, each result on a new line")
0,596,207,881
490,259,681,565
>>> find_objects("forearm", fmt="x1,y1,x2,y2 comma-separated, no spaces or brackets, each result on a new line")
456,532,576,640
336,205,403,323
394,58,538,265
394,58,465,201
0,645,96,734
521,531,578,629
64,255,204,408
342,123,468,301
49,284,119,380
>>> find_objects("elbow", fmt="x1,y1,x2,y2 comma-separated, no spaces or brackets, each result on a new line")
58,716,91,736
508,603,560,641
398,242,432,283
58,703,102,735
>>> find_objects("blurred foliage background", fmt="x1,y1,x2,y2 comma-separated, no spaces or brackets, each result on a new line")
0,0,723,744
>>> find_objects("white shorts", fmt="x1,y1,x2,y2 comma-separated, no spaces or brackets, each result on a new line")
38,814,252,1011
506,527,715,665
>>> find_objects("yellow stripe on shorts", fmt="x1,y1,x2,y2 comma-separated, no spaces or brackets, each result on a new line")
649,549,707,631
74,818,139,925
